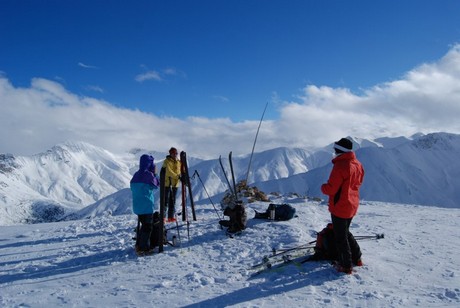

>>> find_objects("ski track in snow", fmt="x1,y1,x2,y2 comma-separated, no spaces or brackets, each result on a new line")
1,197,460,307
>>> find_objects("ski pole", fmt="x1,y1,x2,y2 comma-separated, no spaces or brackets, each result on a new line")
354,234,384,240
245,102,268,183
193,170,223,221
272,239,318,256
165,223,188,231
134,217,140,244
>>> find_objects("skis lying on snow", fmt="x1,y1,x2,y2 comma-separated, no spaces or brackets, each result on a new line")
250,243,316,270
249,248,316,277
249,233,385,276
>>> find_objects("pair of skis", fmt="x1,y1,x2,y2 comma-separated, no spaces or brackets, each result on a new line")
249,251,315,277
249,243,317,275
219,152,243,238
158,151,196,253
219,151,238,202
249,233,385,276
180,151,197,222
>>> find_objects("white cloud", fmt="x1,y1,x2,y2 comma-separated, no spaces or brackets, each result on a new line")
274,44,460,148
135,70,162,82
84,85,104,93
78,62,98,69
163,67,187,78
1,45,460,158
213,95,230,103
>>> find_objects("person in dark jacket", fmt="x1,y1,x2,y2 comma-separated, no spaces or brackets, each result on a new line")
321,137,364,274
130,154,159,253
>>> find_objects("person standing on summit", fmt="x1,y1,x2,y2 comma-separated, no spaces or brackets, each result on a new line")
130,154,158,254
161,147,182,222
321,137,365,274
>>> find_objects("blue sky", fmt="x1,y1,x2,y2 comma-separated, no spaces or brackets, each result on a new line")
1,1,460,158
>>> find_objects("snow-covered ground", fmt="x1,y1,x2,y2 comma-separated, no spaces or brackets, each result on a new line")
1,196,459,307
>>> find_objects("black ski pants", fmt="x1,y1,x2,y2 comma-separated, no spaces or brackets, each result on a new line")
331,214,362,268
164,187,178,219
137,213,153,251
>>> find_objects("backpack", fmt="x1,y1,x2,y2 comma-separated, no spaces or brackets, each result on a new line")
150,211,166,248
310,223,338,261
253,203,297,221
219,201,247,233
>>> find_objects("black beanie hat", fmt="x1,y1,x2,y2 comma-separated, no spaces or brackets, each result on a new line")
334,138,353,153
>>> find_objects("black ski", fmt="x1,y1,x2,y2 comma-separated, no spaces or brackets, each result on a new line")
158,166,166,253
219,155,234,196
180,151,196,221
180,157,187,222
228,151,238,201
174,213,182,246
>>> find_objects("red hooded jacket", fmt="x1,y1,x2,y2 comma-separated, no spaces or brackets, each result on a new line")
321,152,364,219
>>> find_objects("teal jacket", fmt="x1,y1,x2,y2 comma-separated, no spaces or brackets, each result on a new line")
130,154,158,215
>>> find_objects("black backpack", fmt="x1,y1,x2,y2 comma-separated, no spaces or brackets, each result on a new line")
219,201,247,233
254,203,297,221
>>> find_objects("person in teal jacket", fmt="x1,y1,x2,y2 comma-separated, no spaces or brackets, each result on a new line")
130,154,159,253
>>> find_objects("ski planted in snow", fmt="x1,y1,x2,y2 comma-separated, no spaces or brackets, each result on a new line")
158,166,166,253
219,155,234,196
180,161,187,222
180,151,196,221
228,151,238,201
219,151,246,238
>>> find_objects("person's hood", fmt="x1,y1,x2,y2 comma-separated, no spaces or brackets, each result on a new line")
139,154,153,171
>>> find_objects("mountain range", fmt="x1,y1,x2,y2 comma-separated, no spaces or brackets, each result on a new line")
1,132,458,225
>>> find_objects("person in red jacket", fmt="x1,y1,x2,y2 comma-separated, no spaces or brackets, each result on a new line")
321,137,364,274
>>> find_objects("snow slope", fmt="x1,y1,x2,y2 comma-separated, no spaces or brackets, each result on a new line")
1,197,459,307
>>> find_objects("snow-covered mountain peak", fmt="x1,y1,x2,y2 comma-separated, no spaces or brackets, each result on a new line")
0,153,18,174
411,132,457,151
1,132,460,225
